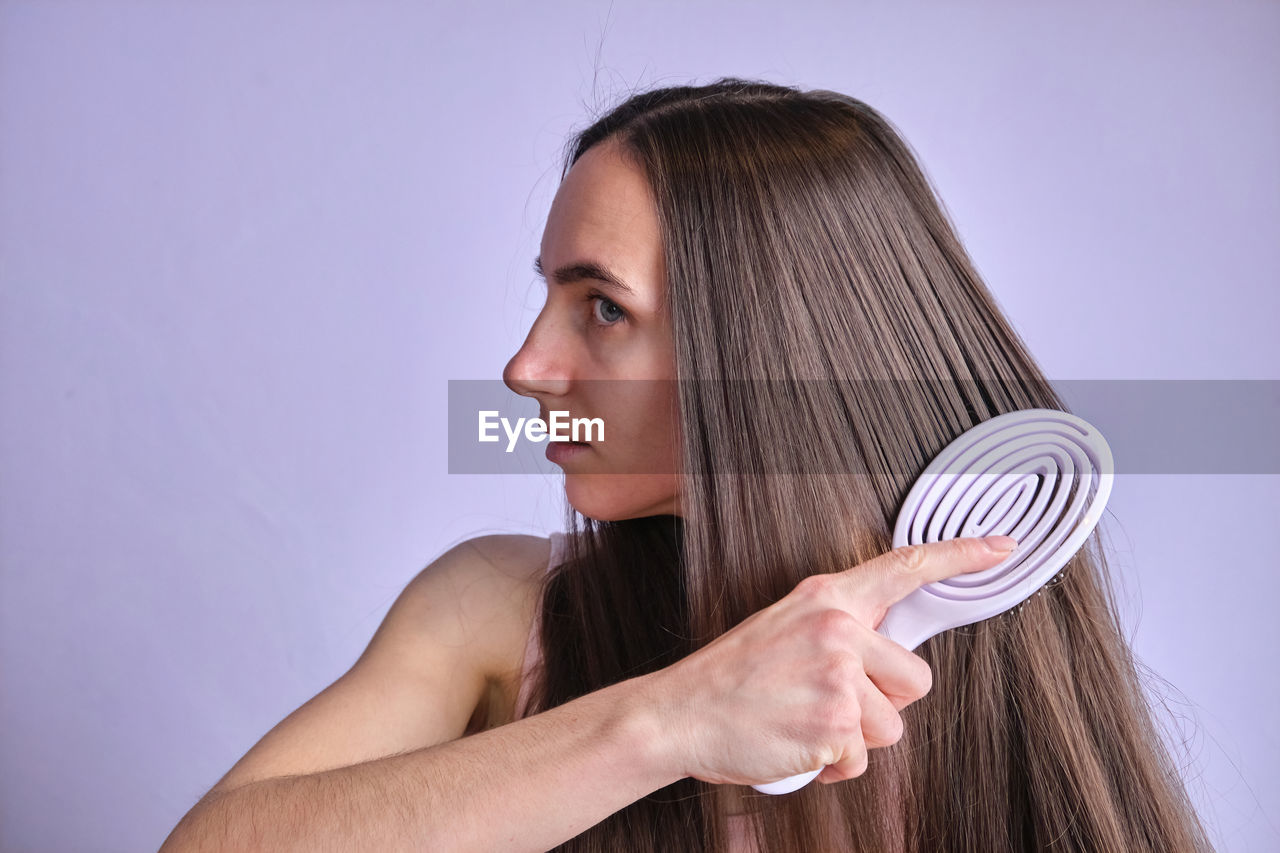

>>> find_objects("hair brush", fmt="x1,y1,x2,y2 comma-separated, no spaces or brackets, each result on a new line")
752,407,1115,795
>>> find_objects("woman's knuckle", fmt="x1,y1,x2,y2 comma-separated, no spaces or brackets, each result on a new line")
836,741,869,779
861,702,900,747
891,544,927,576
840,708,865,738
905,655,933,697
796,573,832,599
813,608,856,643
824,653,860,689
820,690,861,732
882,710,905,744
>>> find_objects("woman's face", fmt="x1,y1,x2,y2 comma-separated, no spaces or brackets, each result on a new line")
503,138,683,521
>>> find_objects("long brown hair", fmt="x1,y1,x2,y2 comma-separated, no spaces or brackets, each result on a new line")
520,77,1215,852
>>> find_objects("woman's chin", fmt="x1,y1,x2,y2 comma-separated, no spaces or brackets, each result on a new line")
564,474,679,522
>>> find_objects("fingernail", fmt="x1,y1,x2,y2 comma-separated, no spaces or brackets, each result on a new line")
983,535,1018,552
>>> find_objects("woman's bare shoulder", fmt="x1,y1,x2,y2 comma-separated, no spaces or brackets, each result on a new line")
460,533,554,582
448,534,554,682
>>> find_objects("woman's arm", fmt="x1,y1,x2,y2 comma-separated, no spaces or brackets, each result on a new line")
159,670,679,852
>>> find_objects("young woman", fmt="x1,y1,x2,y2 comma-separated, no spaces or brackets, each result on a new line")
165,78,1214,852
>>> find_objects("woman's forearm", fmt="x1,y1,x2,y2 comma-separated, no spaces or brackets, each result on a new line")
160,672,683,853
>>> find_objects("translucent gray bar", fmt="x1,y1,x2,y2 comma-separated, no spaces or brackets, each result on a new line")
446,379,1280,475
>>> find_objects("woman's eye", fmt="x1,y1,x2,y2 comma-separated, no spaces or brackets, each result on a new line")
589,293,626,326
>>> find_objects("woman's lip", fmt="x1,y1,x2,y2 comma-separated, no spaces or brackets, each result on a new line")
546,439,591,464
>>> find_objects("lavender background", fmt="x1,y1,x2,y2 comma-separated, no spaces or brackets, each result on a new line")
2,2,1277,850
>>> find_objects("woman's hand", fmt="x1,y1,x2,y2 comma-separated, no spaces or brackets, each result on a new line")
643,536,1018,787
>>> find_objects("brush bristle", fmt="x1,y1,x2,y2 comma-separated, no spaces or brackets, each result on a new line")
1003,569,1068,617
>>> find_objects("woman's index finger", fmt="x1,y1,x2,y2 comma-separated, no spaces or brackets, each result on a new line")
838,536,1018,625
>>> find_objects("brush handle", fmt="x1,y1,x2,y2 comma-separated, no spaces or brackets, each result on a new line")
751,767,824,795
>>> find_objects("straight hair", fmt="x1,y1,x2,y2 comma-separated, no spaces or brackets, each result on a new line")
520,77,1214,852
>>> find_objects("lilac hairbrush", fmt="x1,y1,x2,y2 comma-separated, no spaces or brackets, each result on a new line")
753,407,1115,795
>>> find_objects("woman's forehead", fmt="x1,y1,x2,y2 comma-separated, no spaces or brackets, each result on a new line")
549,144,656,241
541,143,666,306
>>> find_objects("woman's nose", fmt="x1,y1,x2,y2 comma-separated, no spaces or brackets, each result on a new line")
502,323,573,399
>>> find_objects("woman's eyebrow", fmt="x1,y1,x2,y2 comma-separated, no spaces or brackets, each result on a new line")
533,255,635,297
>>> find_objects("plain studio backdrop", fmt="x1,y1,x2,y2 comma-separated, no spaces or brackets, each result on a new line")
1,1,1276,851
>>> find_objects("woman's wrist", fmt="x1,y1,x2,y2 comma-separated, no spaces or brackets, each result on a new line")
612,670,691,789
